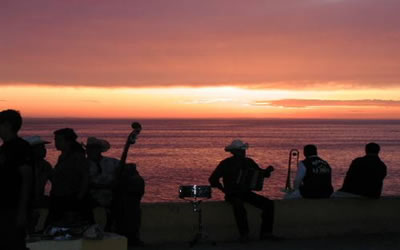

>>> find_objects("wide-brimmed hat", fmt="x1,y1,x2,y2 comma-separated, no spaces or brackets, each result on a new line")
85,137,111,152
224,139,249,152
23,136,50,146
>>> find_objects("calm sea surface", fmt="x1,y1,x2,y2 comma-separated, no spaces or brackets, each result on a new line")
20,118,400,202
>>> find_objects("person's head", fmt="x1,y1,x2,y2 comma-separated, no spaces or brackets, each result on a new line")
24,136,50,159
225,139,248,158
85,137,110,161
0,109,23,140
365,142,380,155
303,144,318,158
54,128,78,151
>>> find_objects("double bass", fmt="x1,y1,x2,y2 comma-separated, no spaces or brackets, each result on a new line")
112,122,144,242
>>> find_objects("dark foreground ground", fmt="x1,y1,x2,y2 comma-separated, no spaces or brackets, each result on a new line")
132,233,400,250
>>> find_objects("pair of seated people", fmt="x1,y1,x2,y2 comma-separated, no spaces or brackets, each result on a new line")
285,143,387,199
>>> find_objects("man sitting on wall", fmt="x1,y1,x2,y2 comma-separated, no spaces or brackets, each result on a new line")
209,139,277,243
285,144,333,199
334,142,387,199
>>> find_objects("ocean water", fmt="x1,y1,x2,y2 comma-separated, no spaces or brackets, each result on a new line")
20,118,400,202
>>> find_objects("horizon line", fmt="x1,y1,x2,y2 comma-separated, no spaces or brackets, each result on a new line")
23,116,400,121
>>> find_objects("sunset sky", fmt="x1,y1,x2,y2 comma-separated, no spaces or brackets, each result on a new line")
1,0,400,118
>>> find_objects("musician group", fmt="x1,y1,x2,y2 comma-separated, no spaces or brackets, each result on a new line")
0,109,388,249
0,109,145,249
209,139,387,242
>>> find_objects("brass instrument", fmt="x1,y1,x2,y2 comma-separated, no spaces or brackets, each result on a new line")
282,149,299,193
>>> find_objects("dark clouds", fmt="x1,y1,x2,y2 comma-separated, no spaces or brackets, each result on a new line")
1,0,399,89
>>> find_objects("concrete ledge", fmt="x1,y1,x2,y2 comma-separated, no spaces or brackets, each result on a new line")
28,234,127,250
140,197,400,243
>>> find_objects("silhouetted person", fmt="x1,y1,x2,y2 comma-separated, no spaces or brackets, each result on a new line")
47,128,90,227
0,109,33,250
209,140,276,243
24,136,53,208
113,163,145,246
286,144,333,199
336,143,387,198
85,137,119,231
24,136,53,233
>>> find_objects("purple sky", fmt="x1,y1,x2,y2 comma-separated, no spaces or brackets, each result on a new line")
1,0,400,89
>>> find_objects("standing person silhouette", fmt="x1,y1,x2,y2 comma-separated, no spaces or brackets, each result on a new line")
24,135,53,233
24,136,53,208
47,128,90,226
209,139,277,243
0,109,33,250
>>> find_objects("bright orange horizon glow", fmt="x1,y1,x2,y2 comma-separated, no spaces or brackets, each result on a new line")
1,85,400,119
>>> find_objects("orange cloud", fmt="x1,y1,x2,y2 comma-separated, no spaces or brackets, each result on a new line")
254,99,400,108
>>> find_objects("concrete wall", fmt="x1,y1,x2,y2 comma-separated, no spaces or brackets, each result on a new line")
139,197,400,243
35,197,400,244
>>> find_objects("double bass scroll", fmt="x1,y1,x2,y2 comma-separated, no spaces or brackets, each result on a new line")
115,122,142,187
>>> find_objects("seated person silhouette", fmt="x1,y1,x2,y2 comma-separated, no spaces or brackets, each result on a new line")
333,142,387,199
285,144,333,199
85,137,119,231
209,139,276,243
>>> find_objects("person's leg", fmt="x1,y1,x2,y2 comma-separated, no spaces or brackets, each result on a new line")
114,195,128,236
15,227,27,250
0,210,15,249
225,195,249,238
242,192,274,236
104,207,113,232
0,210,28,250
127,197,144,246
45,195,62,227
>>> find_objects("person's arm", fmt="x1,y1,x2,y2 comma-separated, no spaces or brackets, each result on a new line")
45,161,54,182
16,164,33,229
293,161,306,190
340,159,357,191
379,161,387,180
248,159,274,178
263,165,274,178
209,162,225,193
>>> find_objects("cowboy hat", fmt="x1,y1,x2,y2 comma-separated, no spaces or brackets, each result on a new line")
85,137,111,152
224,139,249,152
